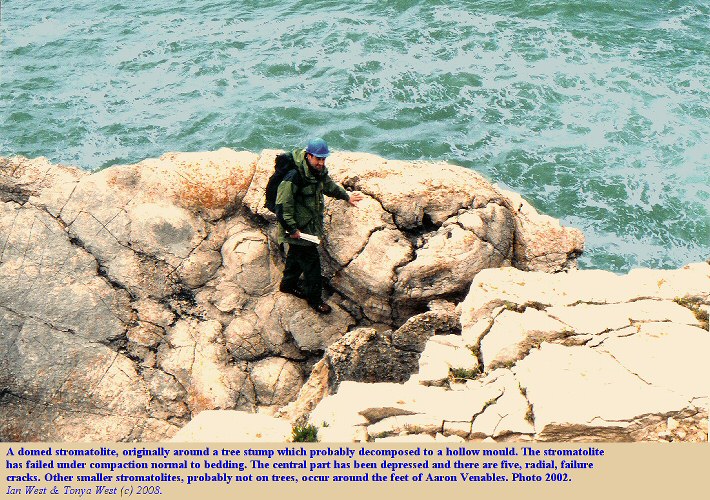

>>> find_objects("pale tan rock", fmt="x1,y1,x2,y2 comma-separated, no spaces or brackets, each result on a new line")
436,433,465,442
224,315,270,361
250,357,304,407
223,366,257,411
375,434,436,443
55,150,256,299
242,149,283,220
443,421,473,438
223,293,354,360
286,304,355,352
144,368,187,403
626,263,710,302
127,322,165,348
170,410,292,442
136,149,258,221
461,264,710,346
396,224,503,305
221,229,280,296
3,318,151,425
316,423,369,443
323,195,394,267
253,295,324,359
596,322,709,400
390,309,460,353
497,186,584,272
415,335,479,386
278,358,333,424
309,381,418,430
13,151,707,445
134,299,176,328
0,156,86,216
469,370,534,438
60,166,136,257
308,377,509,442
209,281,249,313
417,383,502,423
513,343,694,441
367,414,441,438
127,202,207,265
157,319,237,415
175,249,222,288
49,414,177,442
0,203,130,341
143,368,190,421
321,152,583,319
112,252,179,299
327,152,500,228
481,309,570,368
460,314,498,348
331,229,413,322
546,299,701,335
583,325,636,348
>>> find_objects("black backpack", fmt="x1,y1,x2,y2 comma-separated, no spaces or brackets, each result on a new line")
264,152,302,213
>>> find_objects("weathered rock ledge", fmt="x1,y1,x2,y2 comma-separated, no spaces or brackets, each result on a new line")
0,150,706,443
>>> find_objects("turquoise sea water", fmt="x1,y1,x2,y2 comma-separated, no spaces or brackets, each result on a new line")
1,0,708,272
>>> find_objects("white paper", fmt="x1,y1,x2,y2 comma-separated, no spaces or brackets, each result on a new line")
299,233,321,245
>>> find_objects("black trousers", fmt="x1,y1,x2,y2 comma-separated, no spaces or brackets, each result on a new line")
280,243,322,305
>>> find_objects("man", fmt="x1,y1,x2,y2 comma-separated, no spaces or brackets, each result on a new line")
275,138,364,314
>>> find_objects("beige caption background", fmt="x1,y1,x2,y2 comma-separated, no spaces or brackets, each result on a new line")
2,443,707,500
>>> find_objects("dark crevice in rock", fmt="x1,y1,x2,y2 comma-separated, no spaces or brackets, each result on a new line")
101,335,133,359
581,328,615,347
421,213,439,232
501,300,549,314
0,187,32,205
240,203,272,230
96,265,136,301
673,297,709,330
387,241,421,325
344,185,442,237
518,384,535,427
566,249,583,263
161,288,204,322
470,318,498,373
276,329,310,363
470,390,505,423
325,285,367,323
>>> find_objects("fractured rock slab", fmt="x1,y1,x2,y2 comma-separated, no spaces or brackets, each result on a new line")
513,343,699,441
480,308,570,369
170,410,292,442
327,328,420,385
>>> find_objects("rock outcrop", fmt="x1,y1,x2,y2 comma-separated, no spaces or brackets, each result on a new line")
3,149,702,443
279,263,707,443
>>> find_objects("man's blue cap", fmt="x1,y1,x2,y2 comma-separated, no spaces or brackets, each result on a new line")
305,138,330,158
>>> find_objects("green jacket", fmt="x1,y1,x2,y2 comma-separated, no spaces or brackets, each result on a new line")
275,148,350,246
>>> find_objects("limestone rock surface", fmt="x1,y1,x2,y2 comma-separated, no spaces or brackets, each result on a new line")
0,148,592,442
297,263,708,443
170,410,292,442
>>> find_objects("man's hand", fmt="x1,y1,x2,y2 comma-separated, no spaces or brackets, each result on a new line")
290,229,302,239
348,192,364,207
